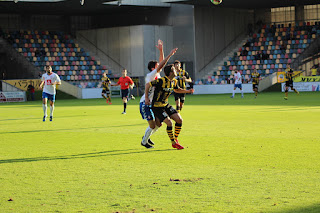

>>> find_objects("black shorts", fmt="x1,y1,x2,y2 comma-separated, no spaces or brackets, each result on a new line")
152,104,178,123
121,89,129,99
174,93,186,102
285,81,293,88
252,84,258,90
102,88,110,94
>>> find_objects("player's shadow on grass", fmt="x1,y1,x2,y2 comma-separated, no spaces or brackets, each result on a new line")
271,203,320,213
0,114,93,122
0,149,174,164
0,123,145,134
0,99,139,107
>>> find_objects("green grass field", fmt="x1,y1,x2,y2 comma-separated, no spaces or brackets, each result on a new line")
1,92,320,213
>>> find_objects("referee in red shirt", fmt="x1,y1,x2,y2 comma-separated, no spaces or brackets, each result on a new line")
111,69,134,114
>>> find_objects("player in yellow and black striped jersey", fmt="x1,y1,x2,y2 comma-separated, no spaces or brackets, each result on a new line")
101,73,112,104
145,64,194,150
284,64,299,100
250,69,261,98
173,60,192,112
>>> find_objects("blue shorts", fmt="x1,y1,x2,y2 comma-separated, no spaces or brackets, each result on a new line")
234,84,242,89
140,101,155,121
42,92,56,102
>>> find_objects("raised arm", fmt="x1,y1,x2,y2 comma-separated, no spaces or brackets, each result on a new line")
157,48,178,73
156,39,164,64
173,88,194,94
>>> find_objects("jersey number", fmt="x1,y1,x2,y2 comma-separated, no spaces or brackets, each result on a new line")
46,79,52,85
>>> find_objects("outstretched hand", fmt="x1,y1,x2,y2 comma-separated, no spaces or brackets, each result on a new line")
170,48,178,56
156,39,163,51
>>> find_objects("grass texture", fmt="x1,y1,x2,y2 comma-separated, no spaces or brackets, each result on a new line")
0,92,320,213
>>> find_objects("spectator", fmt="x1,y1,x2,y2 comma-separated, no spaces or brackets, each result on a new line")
280,43,286,54
0,64,6,80
244,41,251,48
206,77,212,85
289,31,294,40
255,51,262,60
40,48,46,58
241,49,248,56
35,48,41,57
262,52,269,60
27,84,35,101
311,65,318,76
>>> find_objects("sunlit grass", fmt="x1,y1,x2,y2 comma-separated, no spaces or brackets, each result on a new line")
0,92,320,213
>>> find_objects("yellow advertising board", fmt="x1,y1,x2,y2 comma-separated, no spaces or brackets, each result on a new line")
293,76,320,82
277,71,303,83
3,79,42,91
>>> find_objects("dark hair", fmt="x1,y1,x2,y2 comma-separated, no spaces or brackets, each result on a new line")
148,61,158,71
45,65,52,69
164,64,174,76
174,60,181,66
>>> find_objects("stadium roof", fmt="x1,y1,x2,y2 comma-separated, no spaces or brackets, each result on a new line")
180,0,320,9
0,0,319,15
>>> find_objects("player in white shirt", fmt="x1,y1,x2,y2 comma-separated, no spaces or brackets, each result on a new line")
231,70,244,98
140,40,178,149
39,65,61,121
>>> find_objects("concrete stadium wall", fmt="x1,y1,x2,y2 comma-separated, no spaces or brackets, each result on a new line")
194,6,253,74
77,5,195,78
77,25,174,77
169,4,195,78
58,80,82,99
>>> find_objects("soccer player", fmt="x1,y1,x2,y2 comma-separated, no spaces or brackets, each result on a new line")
284,64,299,100
145,64,194,150
250,69,261,98
174,60,192,112
101,72,112,104
140,41,178,149
231,70,244,98
39,65,61,122
111,69,134,114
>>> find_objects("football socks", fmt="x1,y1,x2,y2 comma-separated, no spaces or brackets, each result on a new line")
166,126,175,143
42,104,47,116
174,123,182,139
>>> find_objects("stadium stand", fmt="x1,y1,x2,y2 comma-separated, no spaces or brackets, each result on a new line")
1,30,111,88
196,21,320,85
